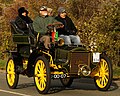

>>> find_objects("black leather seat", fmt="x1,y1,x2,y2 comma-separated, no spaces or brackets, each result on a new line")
10,20,36,45
10,20,36,57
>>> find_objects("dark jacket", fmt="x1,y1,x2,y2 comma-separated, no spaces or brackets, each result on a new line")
15,13,33,34
55,15,77,35
15,16,32,29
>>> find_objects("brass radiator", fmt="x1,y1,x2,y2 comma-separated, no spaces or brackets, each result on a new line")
69,52,91,74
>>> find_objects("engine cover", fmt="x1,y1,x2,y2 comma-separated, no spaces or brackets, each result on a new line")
69,52,91,74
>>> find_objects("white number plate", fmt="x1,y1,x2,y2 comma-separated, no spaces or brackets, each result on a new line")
93,52,100,62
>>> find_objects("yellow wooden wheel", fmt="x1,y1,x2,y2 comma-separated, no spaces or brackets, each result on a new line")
6,58,19,89
94,55,113,91
34,56,51,94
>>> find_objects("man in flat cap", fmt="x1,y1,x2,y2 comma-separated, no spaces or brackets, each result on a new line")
33,6,60,50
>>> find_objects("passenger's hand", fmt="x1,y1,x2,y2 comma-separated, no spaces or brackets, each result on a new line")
53,22,64,29
47,24,54,30
59,24,64,28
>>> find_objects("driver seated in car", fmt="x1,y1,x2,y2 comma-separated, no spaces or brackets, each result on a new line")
33,6,62,50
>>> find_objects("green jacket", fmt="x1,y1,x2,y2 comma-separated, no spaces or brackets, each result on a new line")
33,15,58,35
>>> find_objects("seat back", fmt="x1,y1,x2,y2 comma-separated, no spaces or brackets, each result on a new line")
10,20,24,34
10,20,35,45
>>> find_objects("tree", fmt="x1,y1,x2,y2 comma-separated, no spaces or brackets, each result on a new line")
0,0,120,66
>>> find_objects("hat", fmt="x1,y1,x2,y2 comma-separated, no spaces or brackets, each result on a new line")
40,6,47,11
18,7,28,15
47,8,53,13
58,7,66,14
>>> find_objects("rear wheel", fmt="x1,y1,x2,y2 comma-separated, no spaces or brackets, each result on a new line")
94,55,113,91
6,57,19,89
60,77,73,87
60,69,73,87
34,56,51,94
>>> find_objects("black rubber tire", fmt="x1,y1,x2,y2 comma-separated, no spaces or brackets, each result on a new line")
34,56,51,94
60,77,73,87
94,54,113,91
6,57,19,89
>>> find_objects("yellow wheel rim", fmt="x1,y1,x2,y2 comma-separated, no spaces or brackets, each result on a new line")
35,60,47,91
7,59,15,86
95,59,109,88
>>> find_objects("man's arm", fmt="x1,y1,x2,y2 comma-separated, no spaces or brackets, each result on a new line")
70,18,77,33
52,17,64,29
67,17,77,35
33,16,42,34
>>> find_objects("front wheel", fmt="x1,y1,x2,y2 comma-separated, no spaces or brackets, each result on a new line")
94,55,113,91
6,57,19,89
34,56,51,94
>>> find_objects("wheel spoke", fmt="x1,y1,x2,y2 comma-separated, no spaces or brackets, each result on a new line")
41,62,44,69
38,64,41,71
101,77,104,86
105,72,109,76
39,79,46,91
103,62,108,71
104,75,108,82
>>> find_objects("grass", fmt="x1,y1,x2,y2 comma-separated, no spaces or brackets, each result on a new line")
113,67,120,79
0,59,6,70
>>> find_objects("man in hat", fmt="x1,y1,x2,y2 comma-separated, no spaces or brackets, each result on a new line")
15,7,33,34
33,6,61,49
55,7,81,45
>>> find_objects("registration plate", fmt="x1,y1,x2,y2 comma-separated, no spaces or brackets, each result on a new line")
93,52,100,62
51,74,67,79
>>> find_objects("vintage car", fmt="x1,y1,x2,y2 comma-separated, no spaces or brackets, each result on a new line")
6,21,113,94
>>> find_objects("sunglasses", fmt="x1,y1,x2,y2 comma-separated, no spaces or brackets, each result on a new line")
61,11,66,14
